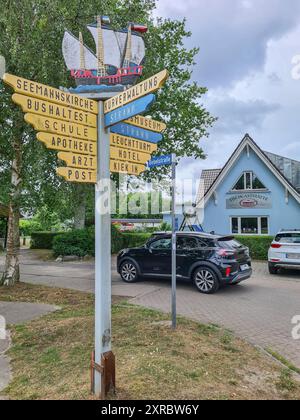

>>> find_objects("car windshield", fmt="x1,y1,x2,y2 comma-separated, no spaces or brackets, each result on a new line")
275,233,300,244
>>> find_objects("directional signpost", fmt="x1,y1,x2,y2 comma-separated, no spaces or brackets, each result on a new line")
148,154,177,330
125,114,167,133
104,94,156,127
110,122,163,143
3,64,169,398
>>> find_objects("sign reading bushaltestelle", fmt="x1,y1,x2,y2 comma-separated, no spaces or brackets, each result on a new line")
226,193,272,209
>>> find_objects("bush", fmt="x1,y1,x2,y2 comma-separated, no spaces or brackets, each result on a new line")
52,225,125,257
53,228,94,257
235,236,273,260
123,233,152,248
31,232,64,250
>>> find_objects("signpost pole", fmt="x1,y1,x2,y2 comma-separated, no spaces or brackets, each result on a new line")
171,153,177,330
94,100,114,398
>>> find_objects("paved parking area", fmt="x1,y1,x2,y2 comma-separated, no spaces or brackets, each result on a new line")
1,250,300,368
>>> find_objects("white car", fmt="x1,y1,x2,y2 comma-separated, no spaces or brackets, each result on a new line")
268,230,300,274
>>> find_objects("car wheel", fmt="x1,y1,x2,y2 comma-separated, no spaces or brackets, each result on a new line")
193,267,219,294
120,261,139,283
268,263,278,275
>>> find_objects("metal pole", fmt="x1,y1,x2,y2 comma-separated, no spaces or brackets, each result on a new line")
171,153,177,330
94,100,112,397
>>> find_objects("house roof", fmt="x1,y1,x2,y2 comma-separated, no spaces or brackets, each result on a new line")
196,134,300,206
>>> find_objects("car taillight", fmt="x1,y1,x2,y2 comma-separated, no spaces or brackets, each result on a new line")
217,249,235,259
225,267,231,277
271,244,282,249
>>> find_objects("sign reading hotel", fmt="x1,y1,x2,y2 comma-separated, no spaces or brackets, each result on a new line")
226,193,272,209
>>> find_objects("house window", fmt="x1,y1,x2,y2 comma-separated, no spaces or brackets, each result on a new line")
232,172,266,191
231,217,269,235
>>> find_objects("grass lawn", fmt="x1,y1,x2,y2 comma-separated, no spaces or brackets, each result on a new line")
0,283,300,400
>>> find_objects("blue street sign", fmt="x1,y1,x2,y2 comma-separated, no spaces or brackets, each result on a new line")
105,94,156,127
148,154,173,168
110,123,163,143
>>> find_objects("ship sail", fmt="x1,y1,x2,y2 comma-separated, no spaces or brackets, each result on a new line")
87,25,122,69
62,31,97,70
87,25,145,68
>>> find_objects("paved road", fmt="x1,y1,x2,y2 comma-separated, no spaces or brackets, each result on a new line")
1,250,300,368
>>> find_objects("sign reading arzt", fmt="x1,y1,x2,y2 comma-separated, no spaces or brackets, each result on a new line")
13,94,97,127
58,152,97,169
104,69,168,113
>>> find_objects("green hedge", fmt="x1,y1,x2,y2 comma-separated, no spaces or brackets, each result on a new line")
123,233,152,248
31,232,64,250
235,236,273,260
52,225,125,257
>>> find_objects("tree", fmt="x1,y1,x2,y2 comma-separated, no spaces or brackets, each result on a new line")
0,0,215,286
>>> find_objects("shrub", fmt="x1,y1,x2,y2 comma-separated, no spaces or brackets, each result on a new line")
123,233,152,248
53,228,94,257
235,235,273,260
52,225,125,257
31,232,64,250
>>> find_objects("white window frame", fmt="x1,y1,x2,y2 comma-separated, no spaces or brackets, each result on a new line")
230,216,269,236
231,171,268,192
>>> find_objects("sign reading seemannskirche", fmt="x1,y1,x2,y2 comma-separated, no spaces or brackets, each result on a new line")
226,193,272,209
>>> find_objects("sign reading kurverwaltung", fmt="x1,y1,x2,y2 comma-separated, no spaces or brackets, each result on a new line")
226,193,272,209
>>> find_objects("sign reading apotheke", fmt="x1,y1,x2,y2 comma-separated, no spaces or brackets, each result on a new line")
226,193,272,209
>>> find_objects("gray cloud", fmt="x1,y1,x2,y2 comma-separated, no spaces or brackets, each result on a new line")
157,0,300,88
207,96,281,135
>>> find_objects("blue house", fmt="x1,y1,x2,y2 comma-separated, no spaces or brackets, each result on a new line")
194,134,300,236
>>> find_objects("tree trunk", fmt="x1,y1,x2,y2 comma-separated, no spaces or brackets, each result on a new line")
1,134,22,287
74,184,87,230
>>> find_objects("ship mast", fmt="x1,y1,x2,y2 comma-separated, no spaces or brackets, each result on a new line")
79,32,86,70
123,23,132,68
97,16,106,77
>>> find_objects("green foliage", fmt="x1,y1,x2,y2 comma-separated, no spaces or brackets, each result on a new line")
52,228,95,258
52,225,124,257
123,233,152,248
235,236,274,260
111,224,125,254
19,220,42,237
31,232,64,250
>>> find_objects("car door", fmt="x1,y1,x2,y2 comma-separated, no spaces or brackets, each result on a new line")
176,236,207,278
142,237,172,275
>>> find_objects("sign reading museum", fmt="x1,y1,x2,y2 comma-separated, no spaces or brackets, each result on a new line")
226,193,272,209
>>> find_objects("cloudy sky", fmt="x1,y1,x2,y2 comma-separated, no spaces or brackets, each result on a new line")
155,0,300,198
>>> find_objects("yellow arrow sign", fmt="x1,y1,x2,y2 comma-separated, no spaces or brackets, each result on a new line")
110,133,158,154
110,146,151,165
3,73,98,114
25,114,97,141
56,167,96,184
124,115,167,133
110,160,146,176
58,152,97,170
13,94,97,127
104,69,169,114
37,133,97,156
